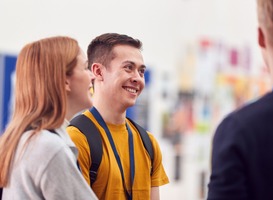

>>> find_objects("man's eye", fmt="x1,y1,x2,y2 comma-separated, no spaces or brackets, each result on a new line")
139,68,145,75
126,65,133,70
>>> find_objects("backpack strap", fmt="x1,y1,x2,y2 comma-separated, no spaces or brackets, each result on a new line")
69,114,154,186
126,118,154,174
69,114,102,186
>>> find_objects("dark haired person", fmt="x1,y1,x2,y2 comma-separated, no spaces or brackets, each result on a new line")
67,33,169,200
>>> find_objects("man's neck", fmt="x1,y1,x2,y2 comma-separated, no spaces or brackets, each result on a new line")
93,104,126,125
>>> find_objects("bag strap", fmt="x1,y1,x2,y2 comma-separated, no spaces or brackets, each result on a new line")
126,118,154,174
69,114,154,185
69,114,102,186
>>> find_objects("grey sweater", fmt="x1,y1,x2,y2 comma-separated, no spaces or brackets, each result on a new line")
2,122,97,200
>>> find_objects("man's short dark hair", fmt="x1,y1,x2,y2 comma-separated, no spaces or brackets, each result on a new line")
87,33,142,68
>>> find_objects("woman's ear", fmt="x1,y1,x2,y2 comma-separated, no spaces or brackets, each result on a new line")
258,27,266,48
65,78,71,92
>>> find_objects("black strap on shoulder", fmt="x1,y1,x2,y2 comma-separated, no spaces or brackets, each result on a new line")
68,114,102,186
68,114,154,186
126,118,154,174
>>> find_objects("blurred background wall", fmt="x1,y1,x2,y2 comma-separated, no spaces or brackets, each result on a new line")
0,0,270,199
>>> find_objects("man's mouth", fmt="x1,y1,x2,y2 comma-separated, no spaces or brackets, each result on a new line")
124,87,137,94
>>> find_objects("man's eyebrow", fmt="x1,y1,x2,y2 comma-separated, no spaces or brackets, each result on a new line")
122,61,146,69
140,64,147,69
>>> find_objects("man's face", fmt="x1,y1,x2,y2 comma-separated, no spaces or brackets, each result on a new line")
102,44,146,110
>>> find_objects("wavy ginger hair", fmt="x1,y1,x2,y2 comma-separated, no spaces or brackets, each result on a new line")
0,36,79,186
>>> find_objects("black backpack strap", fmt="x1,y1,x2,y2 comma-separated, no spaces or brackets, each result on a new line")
126,118,154,174
69,114,102,186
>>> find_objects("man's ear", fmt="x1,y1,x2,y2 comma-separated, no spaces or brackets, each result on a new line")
258,27,266,48
91,63,104,80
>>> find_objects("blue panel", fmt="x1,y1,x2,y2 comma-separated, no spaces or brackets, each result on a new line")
144,69,151,86
0,54,4,134
2,55,17,133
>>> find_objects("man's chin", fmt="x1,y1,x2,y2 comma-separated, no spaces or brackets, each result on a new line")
126,100,136,108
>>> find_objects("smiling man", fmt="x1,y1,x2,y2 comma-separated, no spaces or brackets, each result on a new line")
67,33,169,200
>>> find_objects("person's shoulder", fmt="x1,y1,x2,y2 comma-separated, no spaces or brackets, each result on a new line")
37,129,66,150
66,125,88,149
218,91,273,133
232,91,273,120
126,119,157,143
66,125,82,137
66,110,93,136
146,131,156,140
21,129,67,164
145,131,162,149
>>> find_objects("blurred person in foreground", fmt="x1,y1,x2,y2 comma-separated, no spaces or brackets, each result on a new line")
0,36,97,200
67,33,169,200
207,0,273,199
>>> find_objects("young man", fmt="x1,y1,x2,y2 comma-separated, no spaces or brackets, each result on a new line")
67,33,169,200
207,1,273,199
